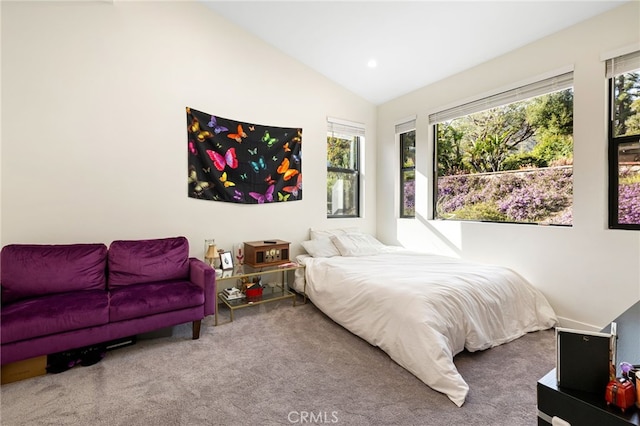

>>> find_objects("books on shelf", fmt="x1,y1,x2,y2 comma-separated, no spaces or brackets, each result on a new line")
222,287,244,300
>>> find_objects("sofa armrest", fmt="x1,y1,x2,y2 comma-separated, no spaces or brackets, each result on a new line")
189,258,216,316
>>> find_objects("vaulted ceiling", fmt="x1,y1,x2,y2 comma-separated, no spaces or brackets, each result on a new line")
204,1,628,104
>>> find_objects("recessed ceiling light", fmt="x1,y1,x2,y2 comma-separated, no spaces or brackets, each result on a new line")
367,59,377,68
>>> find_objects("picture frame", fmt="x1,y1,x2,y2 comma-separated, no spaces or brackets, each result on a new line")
220,251,234,270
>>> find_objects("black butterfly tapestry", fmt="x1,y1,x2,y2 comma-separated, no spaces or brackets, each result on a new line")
186,107,302,204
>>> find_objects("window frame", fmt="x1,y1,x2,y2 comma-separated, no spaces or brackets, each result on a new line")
399,128,416,218
607,68,640,230
326,119,363,218
429,72,574,225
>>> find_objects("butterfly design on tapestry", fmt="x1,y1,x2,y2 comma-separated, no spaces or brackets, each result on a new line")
249,185,274,204
283,173,302,197
278,192,290,202
188,167,211,196
188,117,214,142
186,107,302,204
292,129,302,144
277,158,299,181
208,115,228,134
250,156,267,173
262,130,279,148
220,172,235,188
228,124,247,143
207,148,238,172
233,190,244,201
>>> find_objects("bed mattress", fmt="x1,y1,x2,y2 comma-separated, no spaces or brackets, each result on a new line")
294,249,557,406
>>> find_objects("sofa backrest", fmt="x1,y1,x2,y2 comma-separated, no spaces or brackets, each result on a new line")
108,236,189,288
1,243,108,304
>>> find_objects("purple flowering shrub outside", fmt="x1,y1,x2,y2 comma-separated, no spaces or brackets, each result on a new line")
618,182,640,224
437,167,573,224
403,180,415,216
618,168,640,225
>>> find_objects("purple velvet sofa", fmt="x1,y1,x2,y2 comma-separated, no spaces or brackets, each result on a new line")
0,236,216,366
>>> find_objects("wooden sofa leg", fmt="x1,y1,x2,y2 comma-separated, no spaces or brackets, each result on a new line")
192,320,201,340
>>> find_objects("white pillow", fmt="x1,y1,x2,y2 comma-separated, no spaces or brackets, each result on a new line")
330,233,385,256
309,227,360,240
300,238,341,257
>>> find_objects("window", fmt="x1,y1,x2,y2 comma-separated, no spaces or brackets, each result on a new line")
607,50,640,230
429,72,574,225
327,118,363,218
397,119,416,218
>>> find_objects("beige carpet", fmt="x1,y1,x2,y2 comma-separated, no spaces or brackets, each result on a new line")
0,299,555,425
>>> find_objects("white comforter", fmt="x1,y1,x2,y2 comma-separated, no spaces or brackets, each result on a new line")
295,249,557,406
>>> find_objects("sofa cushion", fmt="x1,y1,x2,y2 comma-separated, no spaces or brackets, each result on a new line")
0,290,109,344
108,280,205,322
108,237,189,288
1,243,107,304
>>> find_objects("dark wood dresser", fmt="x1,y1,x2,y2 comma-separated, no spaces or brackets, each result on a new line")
537,300,640,426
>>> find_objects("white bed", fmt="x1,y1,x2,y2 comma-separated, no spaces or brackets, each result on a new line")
293,231,557,407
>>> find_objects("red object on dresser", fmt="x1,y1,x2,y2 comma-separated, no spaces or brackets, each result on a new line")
605,377,637,412
245,287,263,301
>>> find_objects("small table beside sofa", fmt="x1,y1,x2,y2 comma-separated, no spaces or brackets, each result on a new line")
1,236,216,368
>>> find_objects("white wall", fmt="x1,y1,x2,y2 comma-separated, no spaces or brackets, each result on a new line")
0,2,3,248
1,1,377,258
377,2,640,329
3,1,639,330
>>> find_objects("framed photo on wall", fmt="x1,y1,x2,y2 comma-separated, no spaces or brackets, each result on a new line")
220,251,234,270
